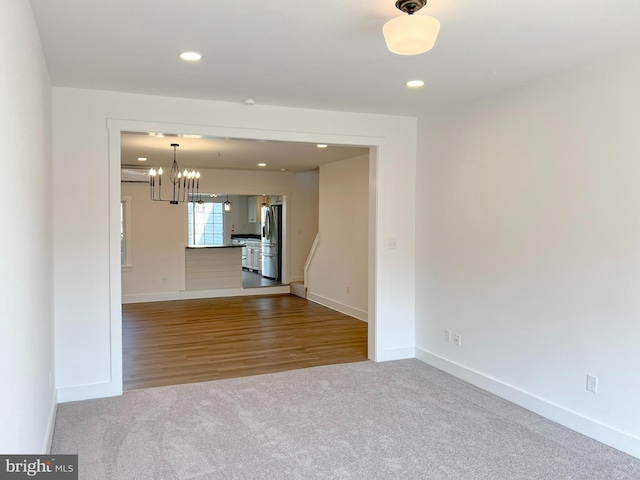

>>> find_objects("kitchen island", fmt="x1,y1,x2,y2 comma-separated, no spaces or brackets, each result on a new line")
185,245,243,291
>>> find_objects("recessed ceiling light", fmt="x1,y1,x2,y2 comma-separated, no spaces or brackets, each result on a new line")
281,168,287,172
137,157,147,162
258,163,267,167
179,51,202,61
317,144,328,148
406,80,425,88
243,98,256,106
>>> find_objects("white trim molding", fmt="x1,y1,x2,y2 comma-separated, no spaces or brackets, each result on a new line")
306,292,368,322
123,286,292,304
42,392,57,453
57,381,122,404
377,346,415,362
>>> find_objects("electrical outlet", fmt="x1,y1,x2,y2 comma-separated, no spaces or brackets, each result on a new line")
387,238,397,250
454,334,462,347
444,330,452,343
586,374,598,393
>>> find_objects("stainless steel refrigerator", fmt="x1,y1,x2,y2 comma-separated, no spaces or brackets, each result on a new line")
261,204,282,280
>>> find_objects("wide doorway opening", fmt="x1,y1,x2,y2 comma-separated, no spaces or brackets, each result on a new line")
116,127,375,390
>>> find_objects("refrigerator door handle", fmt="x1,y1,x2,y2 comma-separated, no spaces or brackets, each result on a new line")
266,209,271,239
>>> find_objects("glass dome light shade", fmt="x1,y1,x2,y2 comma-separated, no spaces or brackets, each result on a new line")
383,14,440,55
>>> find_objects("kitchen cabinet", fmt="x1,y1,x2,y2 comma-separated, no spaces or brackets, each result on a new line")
245,241,262,273
248,196,257,223
248,195,269,223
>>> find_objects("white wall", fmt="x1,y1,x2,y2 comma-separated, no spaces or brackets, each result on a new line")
121,182,185,298
121,170,319,301
416,51,640,457
308,155,369,320
52,87,417,402
0,0,55,453
290,171,320,283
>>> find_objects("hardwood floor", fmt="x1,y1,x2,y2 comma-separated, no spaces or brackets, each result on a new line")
122,294,368,390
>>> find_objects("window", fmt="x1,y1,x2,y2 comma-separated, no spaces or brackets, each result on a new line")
188,202,224,246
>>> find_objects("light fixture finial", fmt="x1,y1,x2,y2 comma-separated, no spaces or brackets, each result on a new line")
395,0,427,15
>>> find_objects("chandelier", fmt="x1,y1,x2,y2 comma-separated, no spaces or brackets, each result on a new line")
148,143,202,204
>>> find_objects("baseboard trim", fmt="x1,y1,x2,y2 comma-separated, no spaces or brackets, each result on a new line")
416,347,640,459
122,292,178,303
288,275,304,283
42,391,57,454
377,346,415,362
57,381,122,404
123,286,292,304
306,292,368,322
179,286,291,299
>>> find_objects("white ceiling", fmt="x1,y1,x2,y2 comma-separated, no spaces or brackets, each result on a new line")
30,0,640,170
121,133,369,172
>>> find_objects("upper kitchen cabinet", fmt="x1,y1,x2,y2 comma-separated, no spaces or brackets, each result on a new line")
248,196,258,223
248,196,269,223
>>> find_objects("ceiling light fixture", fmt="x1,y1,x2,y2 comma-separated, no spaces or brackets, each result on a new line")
317,144,328,148
406,80,425,88
137,157,147,162
383,0,440,55
179,51,202,61
258,163,267,167
148,144,202,205
223,195,232,213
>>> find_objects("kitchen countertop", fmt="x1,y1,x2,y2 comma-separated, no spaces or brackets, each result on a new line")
231,234,261,240
185,245,243,249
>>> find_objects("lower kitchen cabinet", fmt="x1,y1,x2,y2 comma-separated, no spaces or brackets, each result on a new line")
245,242,262,273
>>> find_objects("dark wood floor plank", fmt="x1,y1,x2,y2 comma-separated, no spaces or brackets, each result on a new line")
122,294,368,390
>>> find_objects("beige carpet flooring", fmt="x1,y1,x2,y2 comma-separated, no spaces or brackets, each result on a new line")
51,359,640,479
